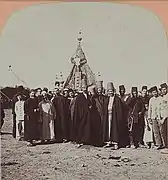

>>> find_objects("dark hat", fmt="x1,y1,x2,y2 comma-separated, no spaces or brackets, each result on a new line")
30,89,36,93
96,81,103,89
55,81,60,86
150,86,158,92
142,86,147,90
119,85,125,90
160,83,167,89
107,82,115,91
68,89,74,93
131,87,138,92
43,87,48,92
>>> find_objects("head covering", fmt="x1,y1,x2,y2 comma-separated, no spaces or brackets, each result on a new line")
131,87,138,92
55,81,60,86
41,90,47,96
119,85,125,91
150,86,158,92
142,86,147,90
30,89,36,93
107,82,115,91
68,89,74,93
96,81,103,89
43,87,48,93
160,83,167,89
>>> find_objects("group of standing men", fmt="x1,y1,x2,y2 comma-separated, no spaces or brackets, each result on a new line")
7,81,168,150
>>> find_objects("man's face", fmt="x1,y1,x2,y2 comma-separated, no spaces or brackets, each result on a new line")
119,89,125,96
69,91,74,97
82,85,87,92
97,88,102,94
132,91,138,98
64,90,69,97
152,90,158,97
36,89,41,96
161,87,167,96
30,91,35,98
41,91,48,101
108,89,114,97
141,89,147,97
54,88,59,95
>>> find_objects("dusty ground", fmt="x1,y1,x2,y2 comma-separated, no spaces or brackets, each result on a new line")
1,109,168,180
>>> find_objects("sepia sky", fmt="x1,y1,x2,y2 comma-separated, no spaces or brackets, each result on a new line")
0,2,168,92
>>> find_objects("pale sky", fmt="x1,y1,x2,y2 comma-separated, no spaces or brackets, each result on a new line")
0,2,168,92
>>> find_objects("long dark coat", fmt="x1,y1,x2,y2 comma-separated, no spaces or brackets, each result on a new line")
24,97,40,141
102,95,129,147
71,93,91,144
52,95,70,141
127,97,145,145
89,95,102,146
97,94,108,144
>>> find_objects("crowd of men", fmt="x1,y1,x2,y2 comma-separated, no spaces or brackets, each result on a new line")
1,81,168,151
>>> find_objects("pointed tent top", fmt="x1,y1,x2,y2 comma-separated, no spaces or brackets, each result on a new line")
71,31,87,64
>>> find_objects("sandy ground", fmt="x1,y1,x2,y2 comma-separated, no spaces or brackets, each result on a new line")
1,109,168,180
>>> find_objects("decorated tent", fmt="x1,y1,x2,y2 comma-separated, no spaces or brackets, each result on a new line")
64,31,96,91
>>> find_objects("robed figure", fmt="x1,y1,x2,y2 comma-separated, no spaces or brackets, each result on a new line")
71,81,91,147
39,91,56,142
96,81,108,145
52,89,70,142
88,86,102,146
127,87,145,148
24,90,40,146
103,82,129,149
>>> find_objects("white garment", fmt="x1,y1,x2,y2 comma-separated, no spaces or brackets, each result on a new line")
158,94,168,119
15,101,25,121
16,120,24,140
108,96,115,140
144,114,153,144
108,96,115,111
148,96,161,119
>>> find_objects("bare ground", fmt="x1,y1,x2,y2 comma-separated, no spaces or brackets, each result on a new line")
1,109,168,180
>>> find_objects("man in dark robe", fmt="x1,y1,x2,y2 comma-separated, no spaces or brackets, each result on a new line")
24,90,40,146
127,87,145,148
118,85,131,147
103,82,129,149
88,86,102,146
52,88,70,142
71,80,91,147
139,85,150,146
11,95,17,138
35,88,42,103
96,81,108,145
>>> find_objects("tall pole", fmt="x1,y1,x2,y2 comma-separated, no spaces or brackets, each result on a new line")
8,65,28,87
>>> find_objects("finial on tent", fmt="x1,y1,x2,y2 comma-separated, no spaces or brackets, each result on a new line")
8,65,12,71
77,30,82,43
98,72,101,77
56,74,58,80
